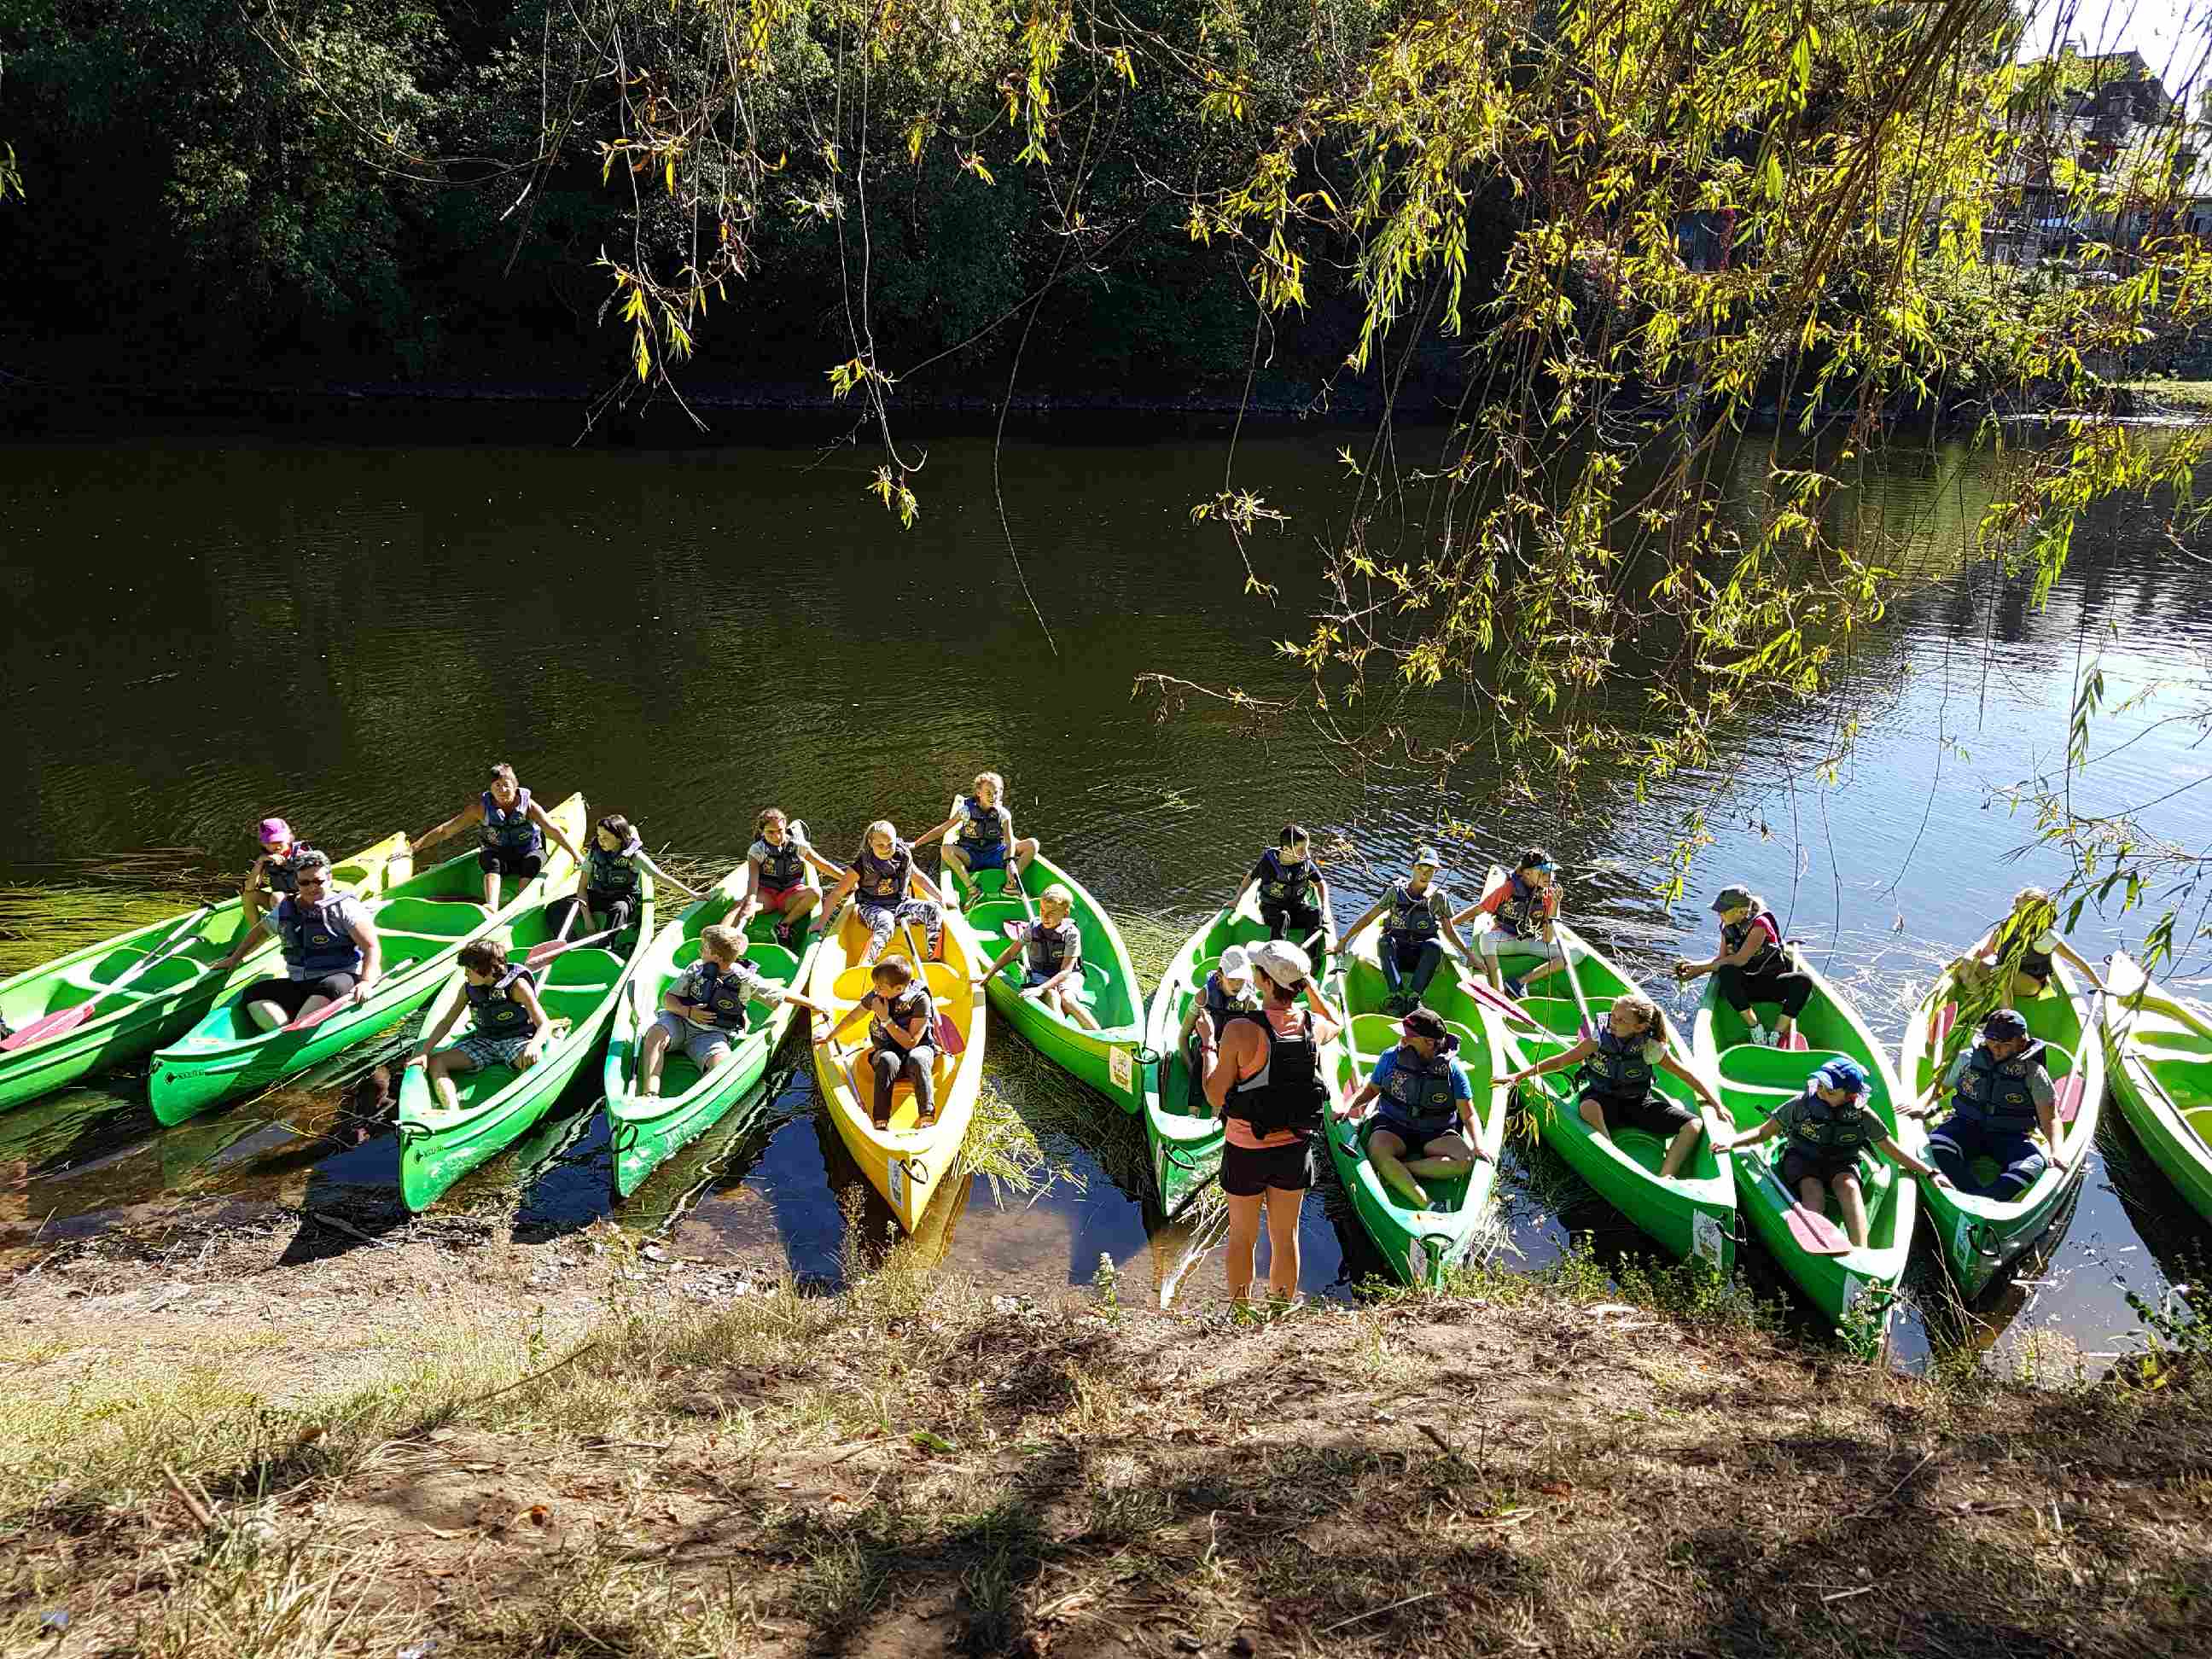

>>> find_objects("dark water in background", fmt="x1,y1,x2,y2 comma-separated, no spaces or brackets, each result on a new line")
3,419,2209,1371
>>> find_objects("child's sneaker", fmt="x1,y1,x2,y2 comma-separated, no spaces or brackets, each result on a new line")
1747,1021,1772,1048
1504,976,1528,998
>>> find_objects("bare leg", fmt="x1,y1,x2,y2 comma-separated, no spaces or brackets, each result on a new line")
1367,1129,1427,1205
1063,995,1101,1033
293,994,335,1024
1481,947,1506,994
1659,1119,1705,1179
1406,1132,1476,1183
244,998,291,1032
1522,958,1561,988
1263,1187,1303,1301
426,1047,480,1112
637,1023,672,1095
1577,1096,1613,1141
1796,1173,1829,1212
481,869,500,907
941,845,972,883
1831,1170,1871,1249
1015,837,1039,877
1774,1012,1798,1047
1225,1190,1264,1306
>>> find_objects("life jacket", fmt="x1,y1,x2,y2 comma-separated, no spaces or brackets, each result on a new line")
464,965,538,1036
1780,1091,1881,1156
1382,880,1442,944
1720,909,1786,975
754,834,806,888
274,894,363,980
1224,1007,1327,1138
1953,1038,2049,1132
1199,970,1259,1036
1578,1025,1660,1098
1025,917,1081,977
585,839,641,896
1378,1038,1461,1136
687,959,770,1032
1256,848,1316,906
479,787,541,856
869,985,935,1051
261,842,323,898
1493,873,1552,939
854,841,912,903
1993,914,2055,981
955,795,1006,849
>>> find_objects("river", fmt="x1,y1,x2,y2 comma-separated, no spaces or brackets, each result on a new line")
3,414,2207,1373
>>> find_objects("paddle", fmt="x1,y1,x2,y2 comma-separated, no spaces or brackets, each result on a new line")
527,926,615,969
1557,928,1601,1044
1782,1198,1854,1256
0,906,213,1052
899,915,966,1057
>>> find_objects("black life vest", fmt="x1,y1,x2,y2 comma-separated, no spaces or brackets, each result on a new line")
261,843,324,899
1578,1026,1659,1098
585,840,641,896
464,965,538,1035
1025,917,1081,977
480,787,541,856
1255,848,1316,906
956,795,1006,849
1224,1007,1327,1138
1377,1038,1460,1135
1493,873,1551,939
1993,915,2055,982
754,835,806,888
1720,909,1786,975
690,960,767,1032
854,841,913,904
1199,970,1258,1036
1780,1091,1881,1156
275,894,363,979
869,985,935,1052
1383,880,1442,944
1953,1038,2049,1132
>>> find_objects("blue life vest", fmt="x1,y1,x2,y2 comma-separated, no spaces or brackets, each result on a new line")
1224,1008,1326,1137
754,835,806,888
1721,910,1785,975
685,960,771,1032
854,842,911,903
1953,1039,2048,1132
275,894,363,979
1199,970,1256,1035
262,843,323,899
870,985,934,1051
1382,880,1442,944
585,840,641,896
1578,1026,1658,1098
1780,1090,1880,1155
1378,1039,1460,1135
956,795,1006,849
465,966,538,1035
1493,873,1551,939
480,787,541,856
1256,848,1316,906
1025,917,1081,977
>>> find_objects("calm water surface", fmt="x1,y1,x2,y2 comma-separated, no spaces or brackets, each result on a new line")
3,420,2209,1371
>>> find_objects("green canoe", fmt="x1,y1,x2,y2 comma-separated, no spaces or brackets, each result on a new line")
1139,892,1338,1214
148,795,585,1126
0,832,411,1115
1897,956,2105,1297
2102,952,2212,1225
1493,923,1737,1272
1693,955,1923,1331
946,856,1146,1114
603,863,818,1199
1328,922,1510,1286
397,882,652,1211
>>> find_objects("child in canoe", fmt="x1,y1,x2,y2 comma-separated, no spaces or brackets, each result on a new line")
413,763,585,907
1672,883,1813,1049
405,939,551,1107
1903,1008,2066,1197
1231,825,1332,980
214,852,383,1030
1341,1007,1492,1206
819,953,940,1131
1717,1057,1949,1244
1178,943,1261,1106
725,808,845,947
824,821,943,965
917,771,1040,888
1455,849,1567,998
972,882,1101,1030
549,813,695,943
242,817,323,923
635,923,832,1097
1340,846,1477,1014
1499,991,1723,1179
1951,887,2109,1003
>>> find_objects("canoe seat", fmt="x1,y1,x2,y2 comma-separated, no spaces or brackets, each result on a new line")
2181,1106,2212,1150
376,896,492,938
1719,1044,1852,1089
1349,1012,1400,1057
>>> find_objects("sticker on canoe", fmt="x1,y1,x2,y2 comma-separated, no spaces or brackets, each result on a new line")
1110,1045,1134,1093
1840,1272,1865,1312
1953,1211,1974,1262
1692,1212,1725,1266
888,1155,907,1214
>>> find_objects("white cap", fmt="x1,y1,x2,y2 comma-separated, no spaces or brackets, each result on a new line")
1248,940,1313,988
1218,944,1254,981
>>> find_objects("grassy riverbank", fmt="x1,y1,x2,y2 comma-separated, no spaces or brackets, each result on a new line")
3,1200,2204,1658
2122,378,2212,416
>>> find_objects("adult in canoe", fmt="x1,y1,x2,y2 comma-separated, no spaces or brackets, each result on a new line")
973,883,1101,1030
1177,943,1260,1106
824,822,943,965
1952,887,2109,1003
1717,1057,1948,1246
1204,940,1341,1307
917,771,1039,886
725,808,843,947
413,764,587,908
1456,850,1567,998
1672,883,1813,1049
1340,1007,1491,1207
404,938,551,1107
549,813,694,942
820,953,940,1131
242,818,323,923
212,852,383,1030
1340,847,1476,1015
634,923,832,1097
1230,826,1332,980
1905,1008,2067,1198
1500,991,1725,1179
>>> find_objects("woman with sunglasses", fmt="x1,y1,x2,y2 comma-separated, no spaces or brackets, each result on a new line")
212,852,383,1031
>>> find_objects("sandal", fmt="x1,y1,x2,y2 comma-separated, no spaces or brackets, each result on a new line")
914,1108,938,1129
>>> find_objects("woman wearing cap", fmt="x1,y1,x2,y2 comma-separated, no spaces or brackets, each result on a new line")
1904,1008,2064,1196
1342,1007,1490,1205
1341,847,1477,1015
242,818,323,923
1718,1057,1947,1246
414,763,586,908
1500,991,1724,1179
1178,944,1261,1107
1456,849,1568,998
1950,887,2108,1002
212,851,383,1030
1673,885,1813,1049
1204,939,1342,1308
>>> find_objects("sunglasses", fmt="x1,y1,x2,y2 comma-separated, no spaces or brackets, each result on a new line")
296,876,329,889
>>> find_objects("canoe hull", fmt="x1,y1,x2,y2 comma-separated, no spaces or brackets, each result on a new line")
2103,952,2212,1225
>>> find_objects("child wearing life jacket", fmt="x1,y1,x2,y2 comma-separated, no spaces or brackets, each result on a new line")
1950,888,2109,1004
1673,883,1813,1048
1501,991,1724,1179
636,923,831,1097
1178,944,1261,1107
917,771,1042,889
973,883,1101,1030
1905,1008,2064,1198
1341,846,1477,1015
820,953,940,1131
1457,849,1568,998
549,813,694,942
726,808,845,947
217,852,382,1031
1231,825,1333,982
242,817,324,923
824,821,944,965
1718,1057,1948,1246
413,763,586,907
1342,1007,1493,1206
406,938,551,1109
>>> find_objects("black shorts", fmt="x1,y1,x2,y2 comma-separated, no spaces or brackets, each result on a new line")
1779,1146,1863,1189
1221,1134,1314,1196
242,973,358,1016
1584,1088,1693,1138
479,848,544,878
1717,959,1813,1018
